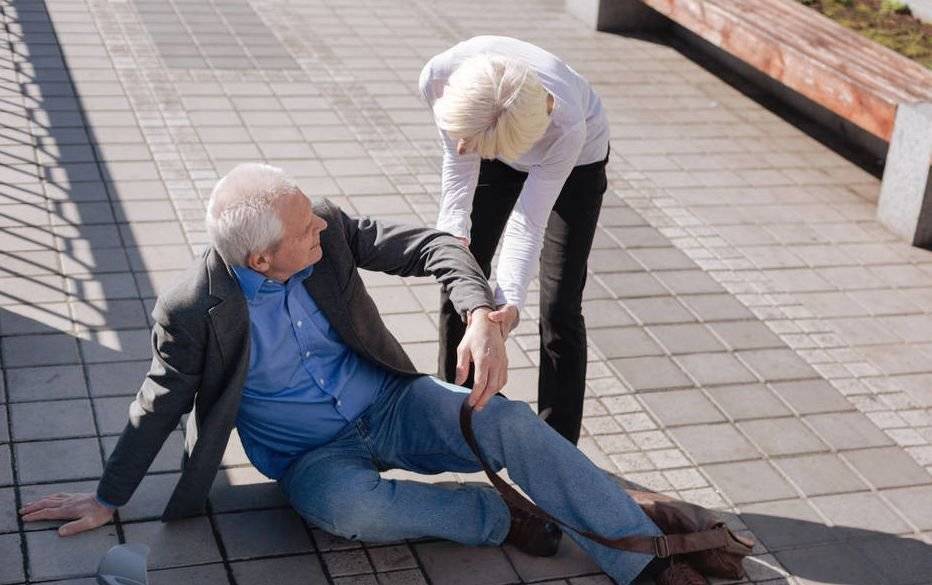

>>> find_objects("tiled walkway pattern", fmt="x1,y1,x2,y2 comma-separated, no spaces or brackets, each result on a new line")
0,0,930,583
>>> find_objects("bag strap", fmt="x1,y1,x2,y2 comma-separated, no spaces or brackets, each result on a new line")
459,399,732,558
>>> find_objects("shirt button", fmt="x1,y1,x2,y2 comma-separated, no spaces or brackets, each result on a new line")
297,320,303,327
319,378,325,385
336,400,342,406
304,351,310,358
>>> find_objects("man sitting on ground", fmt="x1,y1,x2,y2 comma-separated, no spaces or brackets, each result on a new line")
20,163,680,585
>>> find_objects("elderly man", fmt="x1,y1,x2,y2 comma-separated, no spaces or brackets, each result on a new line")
19,164,677,585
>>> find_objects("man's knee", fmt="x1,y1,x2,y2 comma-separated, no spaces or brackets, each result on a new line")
482,398,545,447
289,475,389,541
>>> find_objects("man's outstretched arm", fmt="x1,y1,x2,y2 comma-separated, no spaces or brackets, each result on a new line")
19,303,204,536
333,204,508,402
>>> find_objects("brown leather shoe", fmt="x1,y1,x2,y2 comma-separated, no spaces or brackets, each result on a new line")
504,506,562,557
654,558,707,585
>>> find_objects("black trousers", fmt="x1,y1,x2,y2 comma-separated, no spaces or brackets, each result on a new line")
437,154,608,445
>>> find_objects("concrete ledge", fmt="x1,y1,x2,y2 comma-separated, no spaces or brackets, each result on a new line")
878,103,932,250
565,0,668,32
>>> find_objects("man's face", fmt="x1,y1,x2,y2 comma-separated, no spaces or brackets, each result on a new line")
254,191,328,281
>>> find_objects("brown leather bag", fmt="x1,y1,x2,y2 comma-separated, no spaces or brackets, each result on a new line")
459,401,755,579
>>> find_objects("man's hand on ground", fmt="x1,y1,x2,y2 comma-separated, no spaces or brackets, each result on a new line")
20,492,114,536
457,307,508,410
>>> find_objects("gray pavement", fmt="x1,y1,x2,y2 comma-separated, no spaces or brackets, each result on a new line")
0,0,930,583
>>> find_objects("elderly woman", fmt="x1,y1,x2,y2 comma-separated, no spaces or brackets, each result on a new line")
420,36,609,445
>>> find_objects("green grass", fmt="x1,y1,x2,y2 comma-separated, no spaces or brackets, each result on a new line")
796,0,932,68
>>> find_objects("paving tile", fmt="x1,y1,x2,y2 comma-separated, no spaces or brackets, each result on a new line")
669,423,759,463
774,542,890,585
26,527,119,580
122,517,221,569
609,356,692,391
738,418,829,456
79,328,151,363
810,492,911,537
679,294,755,321
646,323,724,354
843,447,931,489
230,555,326,585
377,569,429,585
628,247,695,270
858,344,931,376
4,365,87,402
1,333,80,367
0,533,24,584
639,389,725,426
602,272,670,299
322,549,373,577
703,461,797,504
10,399,96,441
118,472,179,521
149,564,231,585
416,541,519,585
588,249,641,273
86,360,149,396
652,270,723,294
209,465,289,513
215,509,314,559
708,321,784,350
775,454,868,496
737,349,818,381
676,352,757,386
741,499,835,550
883,486,932,530
0,488,16,534
804,412,894,450
15,438,102,483
850,535,932,585
504,536,600,582
368,544,419,572
705,383,792,420
622,297,696,325
581,299,635,327
769,380,854,414
588,326,663,358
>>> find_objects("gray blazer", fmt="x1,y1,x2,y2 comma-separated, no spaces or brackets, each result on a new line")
97,199,495,521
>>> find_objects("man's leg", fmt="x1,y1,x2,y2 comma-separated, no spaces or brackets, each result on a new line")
373,375,661,585
538,160,607,444
278,417,510,546
437,160,523,383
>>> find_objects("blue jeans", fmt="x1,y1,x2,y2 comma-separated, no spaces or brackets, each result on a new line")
279,375,661,584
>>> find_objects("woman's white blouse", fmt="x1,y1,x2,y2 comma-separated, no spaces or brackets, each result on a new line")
419,36,609,309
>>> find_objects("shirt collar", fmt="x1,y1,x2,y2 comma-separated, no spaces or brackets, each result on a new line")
231,264,314,301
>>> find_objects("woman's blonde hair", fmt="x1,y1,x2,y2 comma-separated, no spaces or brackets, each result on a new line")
433,55,551,161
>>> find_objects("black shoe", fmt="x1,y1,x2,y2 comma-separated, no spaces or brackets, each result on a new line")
504,505,563,557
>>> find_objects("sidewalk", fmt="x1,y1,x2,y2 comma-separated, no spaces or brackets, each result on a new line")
0,0,930,583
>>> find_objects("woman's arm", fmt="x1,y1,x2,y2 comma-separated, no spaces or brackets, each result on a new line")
494,126,587,311
436,128,481,241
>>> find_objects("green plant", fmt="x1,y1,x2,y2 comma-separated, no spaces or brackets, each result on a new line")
880,0,912,15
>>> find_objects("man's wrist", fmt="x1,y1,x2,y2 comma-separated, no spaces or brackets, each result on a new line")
95,493,118,511
463,304,493,325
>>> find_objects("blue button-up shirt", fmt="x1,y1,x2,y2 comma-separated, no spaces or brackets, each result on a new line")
232,264,391,479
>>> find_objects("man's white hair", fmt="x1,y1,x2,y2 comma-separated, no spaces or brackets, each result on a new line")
205,163,303,266
433,54,551,161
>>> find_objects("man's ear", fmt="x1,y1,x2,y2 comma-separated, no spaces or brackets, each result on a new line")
246,250,271,274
